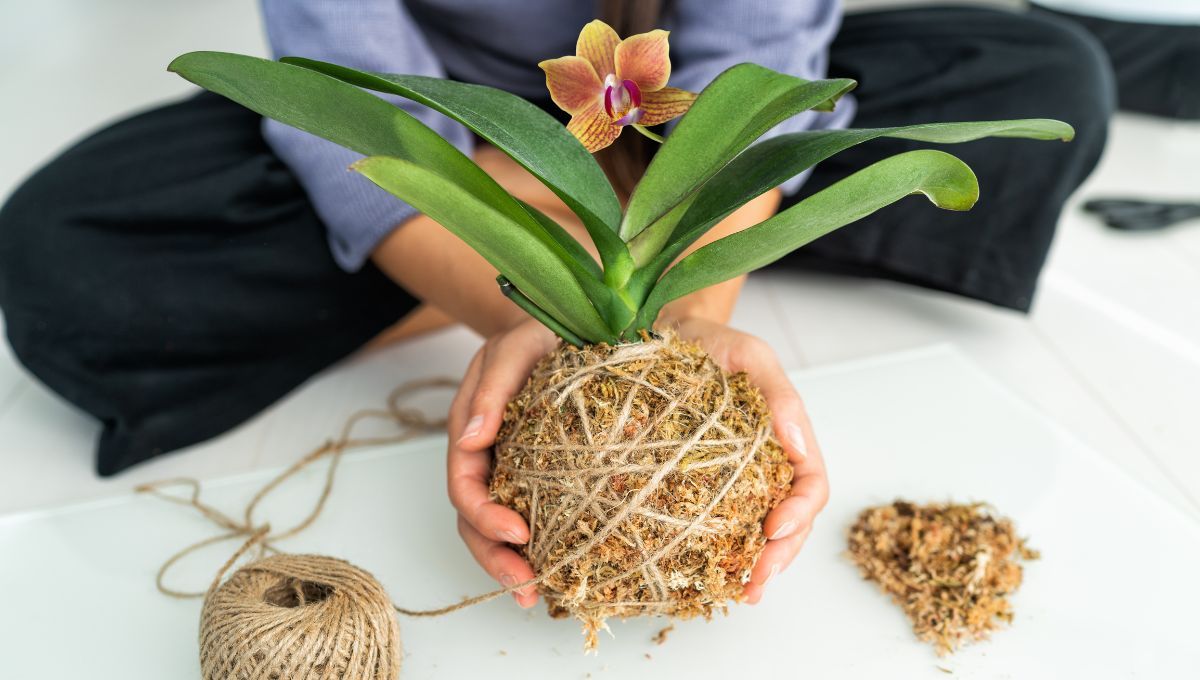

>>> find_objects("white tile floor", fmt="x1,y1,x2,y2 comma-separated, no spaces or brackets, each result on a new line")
1,1,1198,524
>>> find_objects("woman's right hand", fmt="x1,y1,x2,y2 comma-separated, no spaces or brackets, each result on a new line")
445,318,559,608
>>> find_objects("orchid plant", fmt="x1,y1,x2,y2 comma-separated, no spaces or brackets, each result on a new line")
169,21,1073,346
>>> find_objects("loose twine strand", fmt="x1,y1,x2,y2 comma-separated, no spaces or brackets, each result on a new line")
137,377,468,606
140,334,771,622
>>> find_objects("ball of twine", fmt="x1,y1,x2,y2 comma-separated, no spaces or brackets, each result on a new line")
138,379,458,679
200,554,400,680
490,331,793,649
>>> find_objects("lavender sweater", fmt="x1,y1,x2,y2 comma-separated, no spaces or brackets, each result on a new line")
260,0,853,271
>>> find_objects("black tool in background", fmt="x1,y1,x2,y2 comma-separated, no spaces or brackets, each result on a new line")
1083,198,1200,231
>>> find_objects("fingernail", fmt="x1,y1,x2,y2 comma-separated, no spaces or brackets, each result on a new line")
763,562,781,586
501,573,533,601
458,415,484,443
785,422,808,459
769,521,796,541
500,530,523,544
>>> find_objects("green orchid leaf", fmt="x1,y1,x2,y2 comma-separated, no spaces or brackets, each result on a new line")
631,150,979,332
514,199,603,280
354,156,616,343
620,63,856,242
281,57,629,271
169,51,621,336
515,199,635,332
170,52,502,211
628,118,1074,290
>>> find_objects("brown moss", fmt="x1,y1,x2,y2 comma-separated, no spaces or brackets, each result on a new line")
847,501,1039,655
490,332,792,649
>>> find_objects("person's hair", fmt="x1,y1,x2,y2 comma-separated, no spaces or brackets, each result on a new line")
596,0,667,200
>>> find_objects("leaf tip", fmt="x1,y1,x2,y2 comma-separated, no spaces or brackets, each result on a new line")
166,52,196,74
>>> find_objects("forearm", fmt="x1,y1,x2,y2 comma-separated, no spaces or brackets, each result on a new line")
371,213,528,338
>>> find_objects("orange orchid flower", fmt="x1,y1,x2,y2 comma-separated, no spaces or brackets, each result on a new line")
539,20,697,153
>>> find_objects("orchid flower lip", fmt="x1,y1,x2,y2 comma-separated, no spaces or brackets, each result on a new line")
613,107,644,126
622,79,642,107
600,74,644,127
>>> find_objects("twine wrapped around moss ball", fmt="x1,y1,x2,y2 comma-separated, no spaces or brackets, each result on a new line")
200,554,400,680
491,331,793,648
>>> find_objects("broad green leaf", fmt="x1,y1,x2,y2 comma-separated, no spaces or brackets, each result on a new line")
620,64,855,242
631,150,978,332
354,156,615,343
169,52,618,334
515,199,603,280
281,58,630,272
629,118,1074,289
515,199,635,332
170,52,506,214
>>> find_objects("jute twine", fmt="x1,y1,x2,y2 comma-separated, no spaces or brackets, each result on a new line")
139,334,789,670
491,332,792,648
139,378,464,680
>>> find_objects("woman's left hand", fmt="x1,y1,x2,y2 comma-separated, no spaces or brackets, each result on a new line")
668,316,829,605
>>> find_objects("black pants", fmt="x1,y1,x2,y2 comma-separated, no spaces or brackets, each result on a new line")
0,7,1122,474
1036,5,1200,120
780,7,1114,310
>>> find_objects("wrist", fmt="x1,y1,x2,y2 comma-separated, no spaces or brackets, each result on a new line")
658,274,746,327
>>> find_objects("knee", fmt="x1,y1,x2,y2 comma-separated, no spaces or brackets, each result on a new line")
1025,13,1117,148
1170,42,1200,119
0,168,55,308
0,154,90,361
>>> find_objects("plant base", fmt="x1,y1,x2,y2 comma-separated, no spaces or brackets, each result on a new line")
490,331,792,649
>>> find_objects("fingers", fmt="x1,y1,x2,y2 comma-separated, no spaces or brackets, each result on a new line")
447,321,556,605
762,464,829,541
728,338,813,466
744,525,813,604
447,349,530,545
457,515,539,608
455,324,556,451
724,334,826,605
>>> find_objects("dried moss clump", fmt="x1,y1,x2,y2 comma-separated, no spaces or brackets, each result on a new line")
847,500,1039,655
491,332,792,649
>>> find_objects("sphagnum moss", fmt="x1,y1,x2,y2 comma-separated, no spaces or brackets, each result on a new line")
491,332,792,649
847,500,1039,655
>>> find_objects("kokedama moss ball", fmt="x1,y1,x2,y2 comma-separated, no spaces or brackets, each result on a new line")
490,331,792,648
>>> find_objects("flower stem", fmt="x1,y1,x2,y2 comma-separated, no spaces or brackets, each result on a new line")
497,276,585,347
632,124,665,144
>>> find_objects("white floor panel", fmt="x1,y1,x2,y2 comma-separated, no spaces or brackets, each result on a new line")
4,347,1197,679
765,269,1200,522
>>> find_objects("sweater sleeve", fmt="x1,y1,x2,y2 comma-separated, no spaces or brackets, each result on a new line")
666,0,855,195
260,0,474,271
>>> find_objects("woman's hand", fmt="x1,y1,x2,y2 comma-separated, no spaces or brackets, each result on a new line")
667,316,828,605
446,313,827,608
446,318,556,608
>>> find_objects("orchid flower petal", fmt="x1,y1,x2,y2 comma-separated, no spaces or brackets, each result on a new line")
538,55,603,115
576,20,620,79
637,87,697,126
567,104,623,153
614,29,671,92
